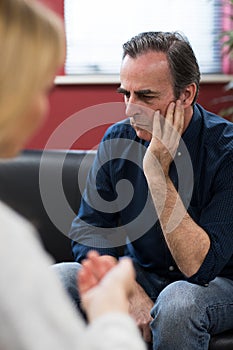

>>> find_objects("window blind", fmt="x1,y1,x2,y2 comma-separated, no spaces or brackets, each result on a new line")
64,0,222,75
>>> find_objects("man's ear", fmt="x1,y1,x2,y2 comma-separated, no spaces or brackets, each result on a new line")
180,83,197,107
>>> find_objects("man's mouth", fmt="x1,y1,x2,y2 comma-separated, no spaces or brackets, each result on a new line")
130,120,151,132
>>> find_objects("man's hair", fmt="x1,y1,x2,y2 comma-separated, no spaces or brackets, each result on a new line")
122,31,200,103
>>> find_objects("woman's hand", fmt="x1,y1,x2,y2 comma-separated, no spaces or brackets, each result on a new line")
77,251,136,322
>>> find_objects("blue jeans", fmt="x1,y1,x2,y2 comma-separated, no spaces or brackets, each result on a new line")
52,262,233,350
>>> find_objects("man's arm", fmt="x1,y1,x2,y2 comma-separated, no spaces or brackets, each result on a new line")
143,101,210,278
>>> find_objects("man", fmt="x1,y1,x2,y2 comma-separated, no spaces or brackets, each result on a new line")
56,32,233,349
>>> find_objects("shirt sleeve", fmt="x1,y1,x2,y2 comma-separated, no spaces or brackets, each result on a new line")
187,157,233,285
0,204,86,350
86,313,146,350
70,129,122,262
0,203,146,350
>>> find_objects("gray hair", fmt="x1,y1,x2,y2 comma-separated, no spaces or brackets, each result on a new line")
122,31,200,104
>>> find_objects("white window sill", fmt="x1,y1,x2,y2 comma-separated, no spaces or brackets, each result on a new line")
55,74,233,85
55,75,120,84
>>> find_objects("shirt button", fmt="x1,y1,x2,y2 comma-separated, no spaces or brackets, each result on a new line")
177,151,182,157
169,265,175,271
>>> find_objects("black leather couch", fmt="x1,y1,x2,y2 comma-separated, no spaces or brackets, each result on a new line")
0,149,95,262
0,149,232,349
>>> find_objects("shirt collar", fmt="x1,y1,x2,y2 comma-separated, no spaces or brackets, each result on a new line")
181,103,203,155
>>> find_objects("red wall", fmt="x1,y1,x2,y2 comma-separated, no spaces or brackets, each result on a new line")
26,82,233,150
38,0,63,16
27,1,233,150
28,84,124,150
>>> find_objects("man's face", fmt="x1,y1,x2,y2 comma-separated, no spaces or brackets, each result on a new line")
118,51,176,142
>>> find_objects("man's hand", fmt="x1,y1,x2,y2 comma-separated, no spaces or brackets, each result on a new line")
143,100,184,177
129,281,154,343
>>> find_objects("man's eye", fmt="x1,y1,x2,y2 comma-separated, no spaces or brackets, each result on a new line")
117,89,130,99
124,92,130,99
142,95,154,99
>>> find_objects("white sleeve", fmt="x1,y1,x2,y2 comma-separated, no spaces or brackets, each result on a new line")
0,202,146,350
0,202,86,350
86,313,147,350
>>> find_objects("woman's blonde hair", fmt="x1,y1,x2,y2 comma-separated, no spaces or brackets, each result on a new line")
0,0,65,146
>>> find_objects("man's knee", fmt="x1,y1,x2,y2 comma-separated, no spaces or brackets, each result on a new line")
51,262,81,285
150,281,212,348
51,262,82,305
151,280,204,322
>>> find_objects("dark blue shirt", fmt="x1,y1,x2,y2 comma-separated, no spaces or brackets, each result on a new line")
70,104,233,285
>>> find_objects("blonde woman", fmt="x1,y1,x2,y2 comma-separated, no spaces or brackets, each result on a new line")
0,1,146,350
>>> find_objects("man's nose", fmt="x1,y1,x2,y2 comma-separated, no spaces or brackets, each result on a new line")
125,100,142,118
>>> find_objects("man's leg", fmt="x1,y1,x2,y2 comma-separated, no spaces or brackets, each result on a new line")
132,262,170,349
150,278,233,350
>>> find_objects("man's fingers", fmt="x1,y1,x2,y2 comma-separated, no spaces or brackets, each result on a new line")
140,323,152,343
152,110,162,139
173,99,184,135
165,101,176,125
